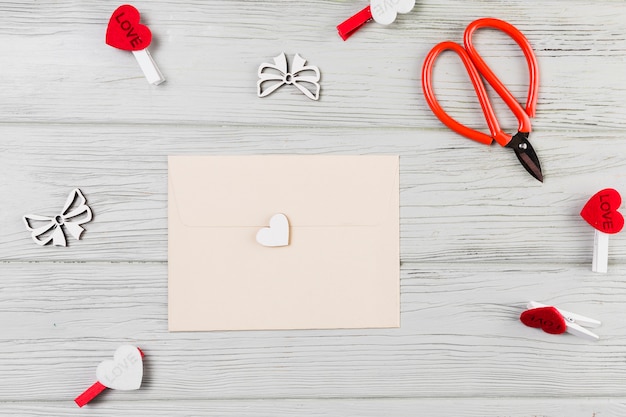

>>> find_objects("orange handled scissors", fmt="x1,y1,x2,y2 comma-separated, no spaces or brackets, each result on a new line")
422,18,542,182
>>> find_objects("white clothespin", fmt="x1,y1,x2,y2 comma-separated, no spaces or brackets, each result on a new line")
580,188,624,273
593,231,610,273
106,5,165,85
131,49,164,85
521,301,601,341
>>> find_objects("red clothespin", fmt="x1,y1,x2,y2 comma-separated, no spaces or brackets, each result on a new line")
337,0,416,41
75,346,144,407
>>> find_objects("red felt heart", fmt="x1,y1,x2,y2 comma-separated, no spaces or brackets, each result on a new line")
520,306,566,335
580,188,624,234
106,5,152,51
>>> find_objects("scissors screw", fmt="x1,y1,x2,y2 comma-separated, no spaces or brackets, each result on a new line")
518,142,528,150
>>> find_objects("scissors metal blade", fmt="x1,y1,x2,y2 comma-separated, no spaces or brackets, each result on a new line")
506,132,543,182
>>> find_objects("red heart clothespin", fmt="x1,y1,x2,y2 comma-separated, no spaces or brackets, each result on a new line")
337,0,416,41
580,188,624,273
106,5,165,85
75,346,144,407
520,301,601,341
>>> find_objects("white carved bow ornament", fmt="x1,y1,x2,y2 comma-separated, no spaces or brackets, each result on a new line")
257,53,321,101
23,188,93,246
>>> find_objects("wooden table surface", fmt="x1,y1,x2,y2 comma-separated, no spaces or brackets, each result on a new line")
2,1,626,416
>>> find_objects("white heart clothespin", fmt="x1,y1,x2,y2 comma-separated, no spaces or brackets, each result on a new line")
23,188,93,246
96,345,144,390
256,213,290,247
75,345,144,407
337,0,415,40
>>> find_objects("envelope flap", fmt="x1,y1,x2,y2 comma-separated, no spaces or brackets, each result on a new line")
169,155,398,227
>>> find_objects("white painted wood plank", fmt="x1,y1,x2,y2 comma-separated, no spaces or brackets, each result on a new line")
1,262,625,400
1,0,626,415
1,398,624,417
1,126,625,264
0,1,623,129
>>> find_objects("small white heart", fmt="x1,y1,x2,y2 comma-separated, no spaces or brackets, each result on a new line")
370,0,415,25
96,345,143,391
256,213,290,247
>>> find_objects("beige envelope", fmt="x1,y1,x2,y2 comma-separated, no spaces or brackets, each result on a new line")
168,155,399,331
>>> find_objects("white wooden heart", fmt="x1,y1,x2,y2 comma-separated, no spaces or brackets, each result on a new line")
370,0,415,25
96,345,143,391
256,213,290,247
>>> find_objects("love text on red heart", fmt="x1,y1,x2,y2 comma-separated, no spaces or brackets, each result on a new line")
598,192,619,232
114,11,143,49
520,306,566,335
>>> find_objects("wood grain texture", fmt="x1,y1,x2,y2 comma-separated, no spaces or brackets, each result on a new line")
2,262,626,401
1,0,626,415
1,126,625,264
2,399,625,417
0,1,623,129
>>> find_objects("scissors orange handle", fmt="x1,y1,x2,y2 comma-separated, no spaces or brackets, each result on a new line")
422,18,539,147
